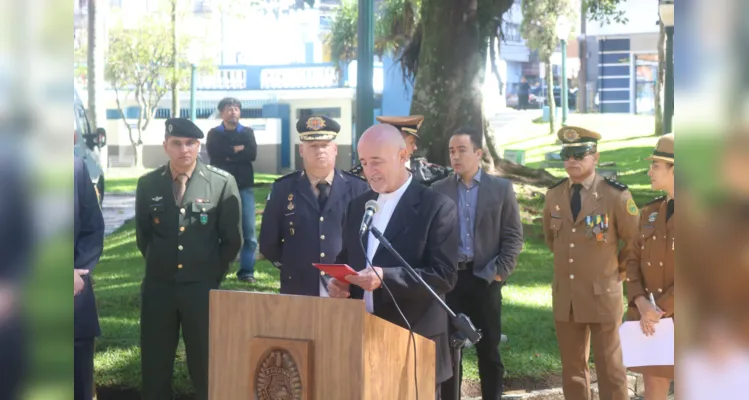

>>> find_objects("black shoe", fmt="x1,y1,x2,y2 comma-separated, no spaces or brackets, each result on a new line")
238,275,255,283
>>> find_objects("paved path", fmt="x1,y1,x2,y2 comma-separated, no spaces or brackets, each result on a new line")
102,192,136,236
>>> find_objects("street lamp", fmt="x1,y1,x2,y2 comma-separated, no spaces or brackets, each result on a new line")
556,16,572,125
188,49,199,122
659,0,674,135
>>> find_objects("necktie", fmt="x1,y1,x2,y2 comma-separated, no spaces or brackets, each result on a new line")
174,174,188,206
571,184,583,221
666,199,674,221
317,181,331,210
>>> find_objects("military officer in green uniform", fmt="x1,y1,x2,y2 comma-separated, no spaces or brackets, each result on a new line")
350,115,452,186
135,118,242,400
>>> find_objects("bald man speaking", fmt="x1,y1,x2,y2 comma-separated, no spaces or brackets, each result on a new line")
328,124,459,397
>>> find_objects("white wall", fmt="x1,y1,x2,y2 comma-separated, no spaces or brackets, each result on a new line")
587,0,660,36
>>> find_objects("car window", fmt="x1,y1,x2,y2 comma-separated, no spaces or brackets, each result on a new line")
75,104,91,137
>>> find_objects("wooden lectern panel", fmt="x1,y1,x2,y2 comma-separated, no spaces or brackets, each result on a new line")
209,290,435,399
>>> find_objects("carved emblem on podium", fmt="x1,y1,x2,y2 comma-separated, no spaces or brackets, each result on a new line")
255,350,303,400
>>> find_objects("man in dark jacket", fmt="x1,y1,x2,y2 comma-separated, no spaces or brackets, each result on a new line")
206,97,259,282
74,155,105,400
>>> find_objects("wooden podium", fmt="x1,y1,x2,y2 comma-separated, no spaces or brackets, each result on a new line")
208,290,436,399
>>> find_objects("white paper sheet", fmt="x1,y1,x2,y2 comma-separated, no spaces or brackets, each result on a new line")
619,318,674,367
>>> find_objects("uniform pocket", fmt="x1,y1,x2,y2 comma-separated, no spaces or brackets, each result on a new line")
191,202,217,227
639,226,657,264
549,217,562,238
593,279,622,316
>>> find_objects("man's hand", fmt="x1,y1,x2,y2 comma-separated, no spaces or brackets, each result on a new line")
75,269,89,296
233,145,245,153
346,267,384,292
635,296,664,336
494,275,503,282
327,278,350,298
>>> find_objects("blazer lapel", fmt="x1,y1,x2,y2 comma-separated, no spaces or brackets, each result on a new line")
374,181,420,259
575,174,603,225
474,176,492,236
559,184,575,224
295,171,320,212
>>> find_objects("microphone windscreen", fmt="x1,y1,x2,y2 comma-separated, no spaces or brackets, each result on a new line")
365,199,380,213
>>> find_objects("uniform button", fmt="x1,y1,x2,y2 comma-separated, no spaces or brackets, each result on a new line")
569,243,575,248
177,264,183,269
626,278,631,282
606,288,611,292
645,288,650,292
180,227,185,232
320,217,324,222
658,288,663,293
659,262,663,266
180,208,186,214
663,236,666,239
320,271,325,276
641,246,645,250
320,235,325,240
569,274,575,279
202,208,207,212
572,228,576,233
178,245,183,251
647,262,651,266
281,239,285,243
652,236,656,240
569,258,574,263
320,252,325,258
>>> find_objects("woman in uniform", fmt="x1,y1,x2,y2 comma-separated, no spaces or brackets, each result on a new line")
625,133,675,399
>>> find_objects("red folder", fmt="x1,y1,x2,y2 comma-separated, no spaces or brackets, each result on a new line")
312,263,359,282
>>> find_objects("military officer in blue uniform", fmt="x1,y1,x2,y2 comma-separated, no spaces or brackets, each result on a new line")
350,115,451,186
74,155,105,400
259,115,369,296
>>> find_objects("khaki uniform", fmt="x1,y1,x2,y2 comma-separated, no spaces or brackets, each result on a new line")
543,173,640,400
625,197,675,378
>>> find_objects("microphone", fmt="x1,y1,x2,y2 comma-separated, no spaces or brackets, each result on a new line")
359,199,380,237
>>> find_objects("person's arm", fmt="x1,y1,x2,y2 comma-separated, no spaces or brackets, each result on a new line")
230,127,258,162
625,213,647,306
206,129,234,160
134,177,152,259
74,161,105,273
380,198,459,300
616,190,641,281
493,181,524,280
542,193,554,251
258,183,284,268
217,176,243,275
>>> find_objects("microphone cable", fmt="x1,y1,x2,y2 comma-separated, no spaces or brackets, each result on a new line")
358,235,419,400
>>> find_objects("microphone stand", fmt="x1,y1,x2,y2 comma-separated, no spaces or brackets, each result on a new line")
368,226,481,400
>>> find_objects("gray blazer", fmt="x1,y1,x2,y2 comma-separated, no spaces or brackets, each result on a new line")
432,172,524,283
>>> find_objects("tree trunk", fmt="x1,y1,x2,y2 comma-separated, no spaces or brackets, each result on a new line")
654,21,665,136
171,0,179,119
546,60,556,134
131,142,144,169
411,0,485,167
410,0,558,186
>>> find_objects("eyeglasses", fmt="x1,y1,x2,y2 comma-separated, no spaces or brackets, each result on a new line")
560,149,592,161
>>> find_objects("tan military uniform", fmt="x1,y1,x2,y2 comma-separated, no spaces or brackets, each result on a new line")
624,196,674,379
543,173,640,400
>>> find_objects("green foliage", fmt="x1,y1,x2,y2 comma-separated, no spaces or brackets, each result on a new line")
520,0,575,61
584,0,628,25
326,0,421,74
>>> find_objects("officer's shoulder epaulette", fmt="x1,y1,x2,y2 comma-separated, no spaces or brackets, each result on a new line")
205,164,230,178
140,165,167,181
274,170,302,184
644,195,666,207
341,169,367,181
548,178,568,189
603,177,628,191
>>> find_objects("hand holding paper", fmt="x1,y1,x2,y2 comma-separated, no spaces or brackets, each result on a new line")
619,317,674,368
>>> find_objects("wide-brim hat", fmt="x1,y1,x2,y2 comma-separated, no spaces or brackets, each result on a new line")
376,115,424,139
557,126,602,149
645,133,674,164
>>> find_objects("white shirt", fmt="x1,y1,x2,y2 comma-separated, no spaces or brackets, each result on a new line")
364,173,413,313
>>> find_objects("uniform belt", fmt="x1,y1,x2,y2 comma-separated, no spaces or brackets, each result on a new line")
457,261,474,271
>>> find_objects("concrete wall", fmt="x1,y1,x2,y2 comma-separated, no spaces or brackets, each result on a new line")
107,118,284,174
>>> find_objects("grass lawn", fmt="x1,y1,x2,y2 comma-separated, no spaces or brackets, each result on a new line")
94,114,662,396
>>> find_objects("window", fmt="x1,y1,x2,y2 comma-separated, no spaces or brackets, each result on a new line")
502,22,523,43
297,108,342,119
75,104,91,137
